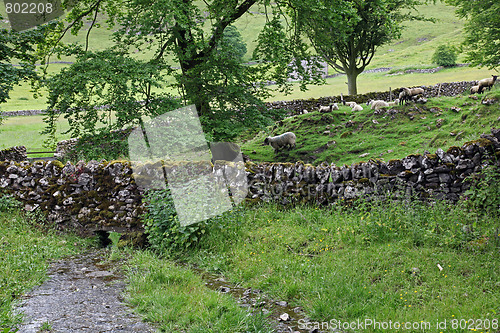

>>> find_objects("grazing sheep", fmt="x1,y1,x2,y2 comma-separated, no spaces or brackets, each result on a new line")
387,98,400,106
342,101,357,107
351,103,363,111
410,87,425,96
477,75,498,93
264,132,296,151
399,87,424,105
399,87,411,105
470,85,481,94
367,99,389,110
318,103,339,113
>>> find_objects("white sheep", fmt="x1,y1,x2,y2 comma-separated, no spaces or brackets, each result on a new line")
318,103,339,113
351,103,363,111
343,101,357,107
470,85,481,94
399,87,424,105
264,132,296,151
387,99,400,106
477,75,498,93
366,99,389,110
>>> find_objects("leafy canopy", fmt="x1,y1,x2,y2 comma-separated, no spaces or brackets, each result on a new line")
41,0,322,141
445,0,500,69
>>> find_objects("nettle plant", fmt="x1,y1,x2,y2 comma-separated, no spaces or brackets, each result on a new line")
142,188,209,253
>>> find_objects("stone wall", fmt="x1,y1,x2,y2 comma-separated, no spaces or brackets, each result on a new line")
1,129,499,236
0,146,27,162
0,110,46,117
245,129,500,204
0,160,144,236
54,138,79,160
265,81,479,115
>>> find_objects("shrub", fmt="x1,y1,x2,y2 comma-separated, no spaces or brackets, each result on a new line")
63,128,133,163
0,193,20,213
431,44,458,67
463,165,500,217
142,189,209,253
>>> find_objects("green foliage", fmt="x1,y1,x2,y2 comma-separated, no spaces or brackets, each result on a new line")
125,251,273,332
63,128,132,163
445,0,500,69
463,165,500,218
0,206,89,330
42,48,180,144
0,15,58,107
431,44,458,67
38,0,323,142
142,189,209,253
218,25,247,63
0,193,20,213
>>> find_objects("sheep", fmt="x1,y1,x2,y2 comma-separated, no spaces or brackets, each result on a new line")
318,103,339,113
342,101,357,108
387,98,400,106
477,75,498,93
264,132,296,152
470,85,481,94
351,103,363,111
399,87,425,105
410,87,425,96
399,87,412,105
366,99,389,110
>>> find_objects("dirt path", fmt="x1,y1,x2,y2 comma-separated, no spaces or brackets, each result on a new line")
15,250,157,333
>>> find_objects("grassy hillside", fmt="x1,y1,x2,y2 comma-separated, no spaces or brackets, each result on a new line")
240,88,500,166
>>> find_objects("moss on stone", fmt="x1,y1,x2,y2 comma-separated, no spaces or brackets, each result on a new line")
358,178,370,184
463,138,493,148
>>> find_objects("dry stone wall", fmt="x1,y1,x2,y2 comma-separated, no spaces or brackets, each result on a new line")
246,129,500,204
1,129,499,236
266,81,479,115
0,146,27,162
0,159,144,236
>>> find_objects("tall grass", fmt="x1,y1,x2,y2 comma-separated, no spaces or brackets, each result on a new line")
158,195,500,332
0,194,91,330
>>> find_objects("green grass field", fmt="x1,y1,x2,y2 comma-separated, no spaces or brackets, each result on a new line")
126,197,500,333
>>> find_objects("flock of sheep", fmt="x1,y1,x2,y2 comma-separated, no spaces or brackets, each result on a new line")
470,75,497,95
263,75,498,152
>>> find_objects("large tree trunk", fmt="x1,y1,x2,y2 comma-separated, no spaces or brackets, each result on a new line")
346,69,359,96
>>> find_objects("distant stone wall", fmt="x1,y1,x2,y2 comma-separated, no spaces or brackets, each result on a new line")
0,146,27,162
265,81,479,114
54,138,79,160
0,110,46,117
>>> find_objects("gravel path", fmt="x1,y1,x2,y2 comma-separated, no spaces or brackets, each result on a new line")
15,250,157,333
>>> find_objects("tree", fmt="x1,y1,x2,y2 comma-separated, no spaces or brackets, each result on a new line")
288,0,432,95
0,16,55,108
432,44,458,67
445,0,500,69
41,0,319,141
